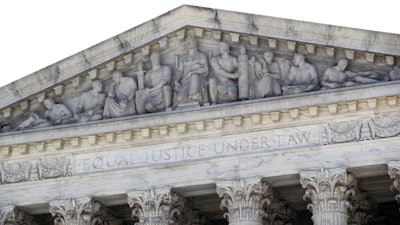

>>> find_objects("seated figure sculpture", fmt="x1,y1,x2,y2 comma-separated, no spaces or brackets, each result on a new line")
389,65,400,81
282,53,318,94
173,37,209,107
252,51,281,98
321,59,381,89
74,80,106,122
135,51,172,114
103,71,137,118
209,42,241,104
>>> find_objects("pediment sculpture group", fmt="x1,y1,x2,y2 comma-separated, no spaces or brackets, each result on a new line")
8,37,399,131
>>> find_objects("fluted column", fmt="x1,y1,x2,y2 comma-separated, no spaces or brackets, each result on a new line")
49,197,102,225
0,206,32,225
216,177,272,225
300,168,354,225
388,162,400,208
127,188,183,225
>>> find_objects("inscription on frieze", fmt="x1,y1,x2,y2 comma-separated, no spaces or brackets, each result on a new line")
73,125,320,174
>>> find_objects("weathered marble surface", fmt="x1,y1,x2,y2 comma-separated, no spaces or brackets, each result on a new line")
0,5,400,223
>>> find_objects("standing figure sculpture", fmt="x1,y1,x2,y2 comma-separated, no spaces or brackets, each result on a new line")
282,53,319,94
74,80,106,122
173,37,209,108
135,51,172,114
43,98,73,125
103,71,137,118
252,51,281,98
209,42,241,104
321,59,382,89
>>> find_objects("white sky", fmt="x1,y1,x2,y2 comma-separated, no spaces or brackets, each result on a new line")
1,0,399,88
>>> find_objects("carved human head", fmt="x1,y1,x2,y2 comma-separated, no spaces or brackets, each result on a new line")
92,80,103,92
44,98,55,109
185,37,197,52
293,53,305,66
150,51,161,65
264,51,274,64
112,71,123,83
218,42,229,54
337,59,348,71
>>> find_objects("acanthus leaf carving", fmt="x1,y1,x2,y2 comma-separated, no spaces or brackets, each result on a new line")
388,162,400,205
300,168,354,225
0,206,31,225
216,177,272,225
49,197,101,225
127,188,183,225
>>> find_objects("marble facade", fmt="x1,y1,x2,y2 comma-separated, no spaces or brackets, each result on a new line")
0,5,400,225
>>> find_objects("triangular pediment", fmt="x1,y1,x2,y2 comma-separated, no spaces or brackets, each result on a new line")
2,6,400,223
1,4,400,140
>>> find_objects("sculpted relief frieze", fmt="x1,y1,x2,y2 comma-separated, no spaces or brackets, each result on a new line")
0,28,397,133
0,156,71,184
0,113,400,185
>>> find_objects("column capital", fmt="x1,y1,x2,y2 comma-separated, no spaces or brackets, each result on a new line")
127,188,183,225
216,177,272,225
388,162,400,204
0,206,31,225
49,197,101,225
300,168,354,225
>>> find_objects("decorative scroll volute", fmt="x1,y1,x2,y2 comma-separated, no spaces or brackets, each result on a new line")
216,177,272,225
388,162,400,204
300,169,354,225
49,197,101,225
0,206,31,225
127,188,182,225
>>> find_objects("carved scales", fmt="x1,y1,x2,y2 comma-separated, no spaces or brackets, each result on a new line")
216,177,272,225
300,169,354,225
127,188,183,225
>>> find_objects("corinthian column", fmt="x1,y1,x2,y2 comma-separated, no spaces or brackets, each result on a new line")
300,168,354,225
49,197,101,225
388,162,400,207
0,206,32,225
216,177,272,225
127,188,183,225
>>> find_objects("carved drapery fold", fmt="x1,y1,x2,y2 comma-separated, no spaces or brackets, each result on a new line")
127,188,183,225
388,162,400,205
49,197,101,225
300,168,354,225
0,206,31,225
216,177,272,225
